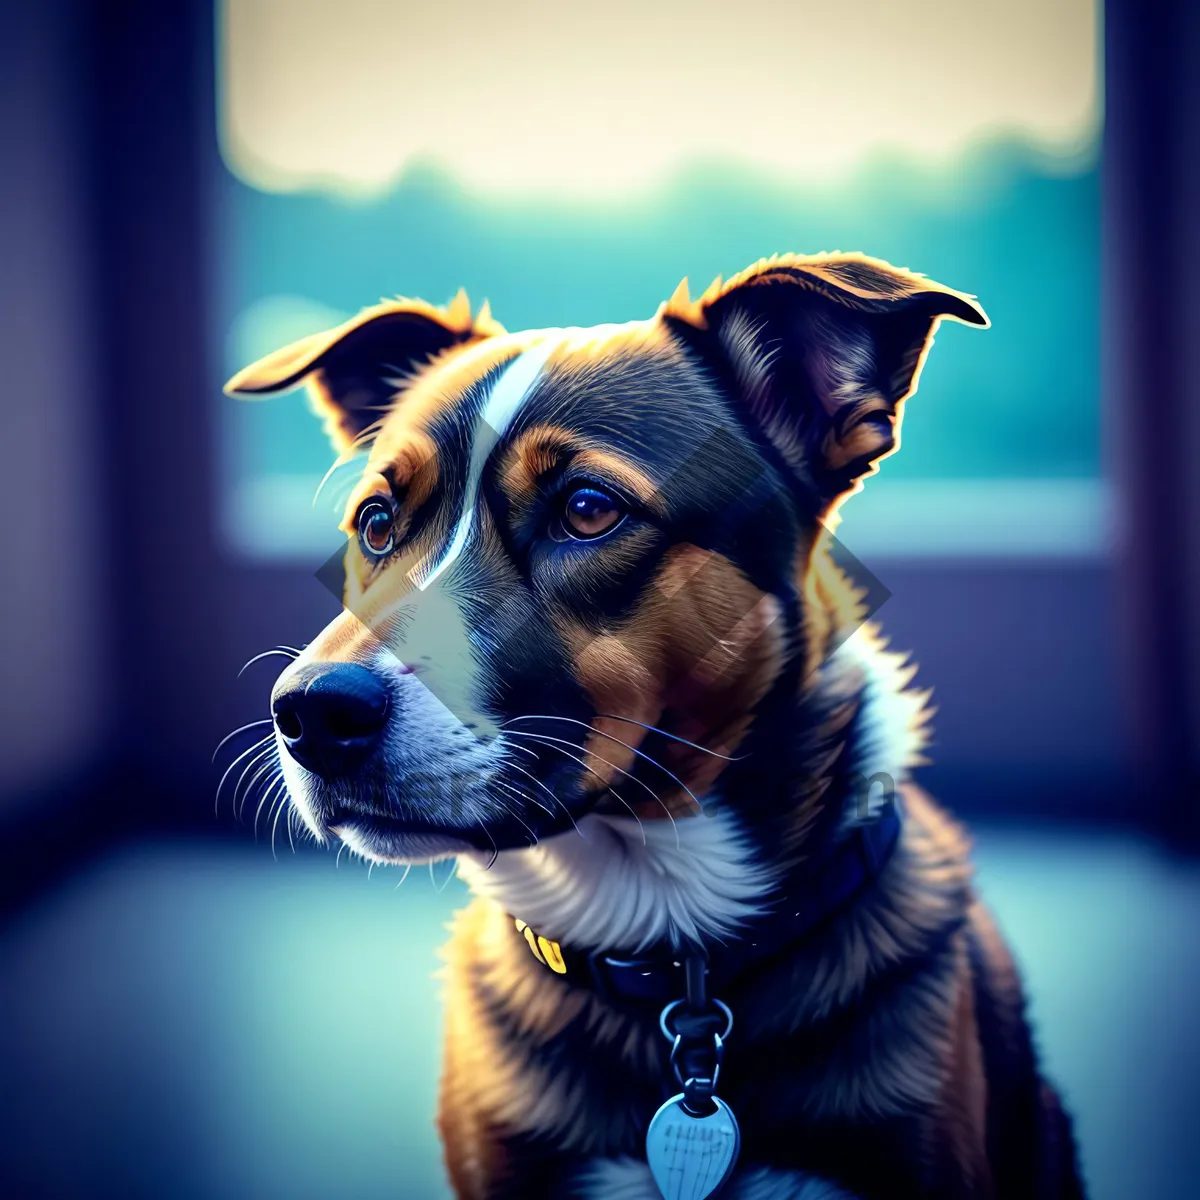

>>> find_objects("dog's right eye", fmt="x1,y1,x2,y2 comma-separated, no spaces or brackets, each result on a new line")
561,486,626,540
356,499,395,558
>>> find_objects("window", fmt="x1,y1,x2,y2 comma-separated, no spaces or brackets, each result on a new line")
216,0,1103,559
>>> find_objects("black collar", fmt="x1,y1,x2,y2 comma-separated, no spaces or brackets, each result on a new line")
512,796,904,1006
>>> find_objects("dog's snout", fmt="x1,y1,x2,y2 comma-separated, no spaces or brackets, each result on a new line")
272,663,389,777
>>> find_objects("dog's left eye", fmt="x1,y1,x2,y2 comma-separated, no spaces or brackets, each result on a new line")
562,487,625,540
356,499,395,558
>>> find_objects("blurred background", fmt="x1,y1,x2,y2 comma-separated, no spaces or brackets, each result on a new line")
0,0,1197,1196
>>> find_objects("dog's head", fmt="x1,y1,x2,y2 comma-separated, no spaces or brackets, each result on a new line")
226,256,984,865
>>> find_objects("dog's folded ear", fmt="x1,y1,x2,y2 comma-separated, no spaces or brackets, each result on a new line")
663,254,987,504
224,291,504,451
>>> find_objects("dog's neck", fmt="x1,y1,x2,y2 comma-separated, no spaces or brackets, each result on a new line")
457,627,928,955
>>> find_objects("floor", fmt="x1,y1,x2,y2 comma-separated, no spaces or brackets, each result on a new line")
0,825,1197,1198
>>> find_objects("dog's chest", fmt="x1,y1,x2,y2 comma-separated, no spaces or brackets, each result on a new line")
456,805,777,954
441,894,948,1196
574,1157,865,1199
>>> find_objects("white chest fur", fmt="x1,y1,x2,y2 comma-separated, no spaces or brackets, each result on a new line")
457,806,776,954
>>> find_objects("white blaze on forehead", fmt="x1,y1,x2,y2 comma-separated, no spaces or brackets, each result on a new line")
416,332,565,590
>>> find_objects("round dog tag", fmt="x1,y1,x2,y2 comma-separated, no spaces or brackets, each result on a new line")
646,1093,741,1200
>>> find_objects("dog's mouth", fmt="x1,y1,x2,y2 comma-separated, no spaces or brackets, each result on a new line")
315,765,596,864
329,810,483,864
328,807,572,865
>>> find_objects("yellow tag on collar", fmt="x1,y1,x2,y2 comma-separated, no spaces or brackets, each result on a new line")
514,918,567,974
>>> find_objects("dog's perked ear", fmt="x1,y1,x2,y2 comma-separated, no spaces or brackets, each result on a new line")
223,291,505,451
662,254,988,504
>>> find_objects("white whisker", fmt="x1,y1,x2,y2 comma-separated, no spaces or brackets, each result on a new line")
270,786,289,861
212,719,273,763
238,647,299,677
215,734,274,816
501,759,584,838
510,731,659,847
593,713,743,760
235,748,279,821
475,817,499,870
503,715,706,816
255,774,286,840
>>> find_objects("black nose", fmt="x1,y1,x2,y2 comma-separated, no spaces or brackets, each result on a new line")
272,663,389,777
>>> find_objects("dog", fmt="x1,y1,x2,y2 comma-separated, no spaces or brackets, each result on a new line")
226,254,1085,1199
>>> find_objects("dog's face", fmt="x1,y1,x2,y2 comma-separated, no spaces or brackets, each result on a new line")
227,257,984,864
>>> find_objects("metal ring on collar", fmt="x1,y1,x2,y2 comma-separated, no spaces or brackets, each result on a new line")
659,997,734,1043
